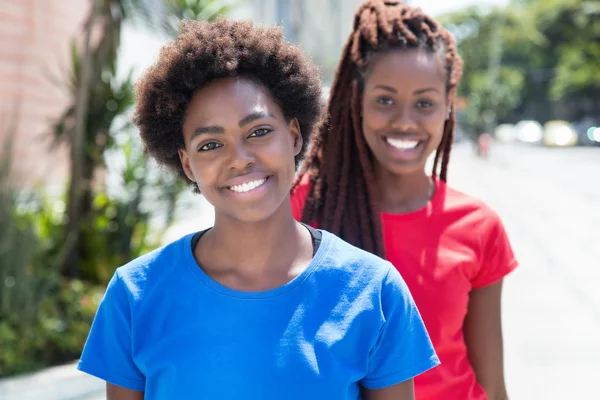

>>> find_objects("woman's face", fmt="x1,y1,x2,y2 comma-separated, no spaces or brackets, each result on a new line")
179,77,302,224
361,48,449,177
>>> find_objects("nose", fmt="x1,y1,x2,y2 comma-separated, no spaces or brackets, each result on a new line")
228,139,255,172
391,105,418,132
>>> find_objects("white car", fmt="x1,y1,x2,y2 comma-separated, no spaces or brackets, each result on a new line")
515,120,544,144
543,120,578,147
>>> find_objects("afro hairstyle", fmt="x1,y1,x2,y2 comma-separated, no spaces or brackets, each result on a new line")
132,18,324,190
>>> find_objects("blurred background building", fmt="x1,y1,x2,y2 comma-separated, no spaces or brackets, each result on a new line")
0,1,89,190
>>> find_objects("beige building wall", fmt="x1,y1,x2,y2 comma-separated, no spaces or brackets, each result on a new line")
0,0,89,190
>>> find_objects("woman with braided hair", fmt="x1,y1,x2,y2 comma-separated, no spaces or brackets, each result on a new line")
292,1,518,399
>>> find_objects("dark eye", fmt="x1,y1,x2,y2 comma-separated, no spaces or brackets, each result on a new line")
417,100,434,109
198,142,222,152
376,97,394,105
248,128,272,138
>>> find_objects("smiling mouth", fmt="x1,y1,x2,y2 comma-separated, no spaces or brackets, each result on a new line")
227,177,268,193
385,137,422,150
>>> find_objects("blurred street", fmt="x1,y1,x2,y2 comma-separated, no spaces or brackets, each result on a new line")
450,142,600,399
63,142,600,400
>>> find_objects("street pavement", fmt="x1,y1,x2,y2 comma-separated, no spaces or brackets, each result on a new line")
448,142,600,399
17,141,598,400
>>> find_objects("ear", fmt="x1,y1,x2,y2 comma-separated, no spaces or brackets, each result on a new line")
178,148,196,182
289,118,303,157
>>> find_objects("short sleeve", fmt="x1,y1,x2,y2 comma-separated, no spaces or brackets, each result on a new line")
77,272,146,391
361,266,440,390
471,211,518,288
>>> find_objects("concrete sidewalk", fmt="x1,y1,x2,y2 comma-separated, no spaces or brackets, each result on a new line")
449,143,599,399
0,362,104,400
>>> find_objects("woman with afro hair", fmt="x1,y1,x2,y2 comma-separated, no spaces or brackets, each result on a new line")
292,1,518,399
77,17,439,400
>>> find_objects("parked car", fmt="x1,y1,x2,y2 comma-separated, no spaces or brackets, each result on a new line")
515,120,544,144
572,119,600,147
542,120,578,147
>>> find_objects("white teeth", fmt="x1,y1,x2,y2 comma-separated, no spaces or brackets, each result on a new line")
386,138,420,150
229,178,267,193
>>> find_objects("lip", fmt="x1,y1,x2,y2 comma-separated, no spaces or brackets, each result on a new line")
381,135,427,160
383,133,426,141
221,172,271,188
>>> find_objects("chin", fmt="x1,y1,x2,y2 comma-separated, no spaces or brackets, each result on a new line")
376,156,428,176
220,198,288,225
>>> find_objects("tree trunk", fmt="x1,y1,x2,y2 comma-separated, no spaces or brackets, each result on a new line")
63,0,101,277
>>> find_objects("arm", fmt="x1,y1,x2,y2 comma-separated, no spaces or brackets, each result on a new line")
107,383,144,400
362,379,415,400
463,280,508,400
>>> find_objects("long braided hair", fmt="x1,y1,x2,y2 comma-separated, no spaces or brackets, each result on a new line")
295,0,463,257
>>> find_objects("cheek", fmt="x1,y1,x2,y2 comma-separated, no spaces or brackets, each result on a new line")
267,131,296,156
269,137,297,174
264,136,298,184
425,113,447,139
188,157,221,189
361,105,388,141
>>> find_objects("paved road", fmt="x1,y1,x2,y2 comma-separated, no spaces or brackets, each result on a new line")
13,142,596,400
449,142,600,399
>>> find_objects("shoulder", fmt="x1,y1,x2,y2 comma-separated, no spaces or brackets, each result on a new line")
311,231,415,337
317,230,401,297
112,233,193,302
440,183,517,284
439,181,505,230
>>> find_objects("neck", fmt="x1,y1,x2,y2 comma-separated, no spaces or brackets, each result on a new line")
204,200,306,274
373,164,434,214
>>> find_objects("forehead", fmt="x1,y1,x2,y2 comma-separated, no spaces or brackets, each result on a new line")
364,48,446,90
186,77,279,121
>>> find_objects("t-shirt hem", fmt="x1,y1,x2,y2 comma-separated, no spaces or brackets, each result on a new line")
361,355,440,390
77,359,145,392
471,258,519,289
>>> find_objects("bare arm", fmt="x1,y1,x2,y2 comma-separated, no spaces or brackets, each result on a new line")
362,379,415,400
463,280,508,400
107,383,144,400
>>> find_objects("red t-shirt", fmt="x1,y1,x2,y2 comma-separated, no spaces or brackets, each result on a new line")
291,175,518,400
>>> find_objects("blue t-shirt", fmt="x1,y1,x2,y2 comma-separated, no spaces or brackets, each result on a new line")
78,229,439,399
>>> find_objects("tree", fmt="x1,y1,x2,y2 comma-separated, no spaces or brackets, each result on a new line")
162,0,240,36
439,5,541,133
53,0,237,278
440,0,600,129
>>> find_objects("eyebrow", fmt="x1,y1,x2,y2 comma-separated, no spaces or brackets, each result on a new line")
238,110,275,127
191,111,275,141
373,85,440,95
414,87,440,95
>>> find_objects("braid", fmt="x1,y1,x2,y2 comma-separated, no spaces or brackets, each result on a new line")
350,80,385,256
297,0,463,257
